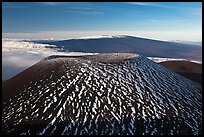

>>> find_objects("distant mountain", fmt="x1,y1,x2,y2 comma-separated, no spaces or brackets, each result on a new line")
2,53,202,135
33,35,202,62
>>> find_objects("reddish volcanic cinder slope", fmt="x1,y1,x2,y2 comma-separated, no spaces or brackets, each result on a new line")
159,61,202,73
2,57,67,100
159,61,202,84
2,53,202,135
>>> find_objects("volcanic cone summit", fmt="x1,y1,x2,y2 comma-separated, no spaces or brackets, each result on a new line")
2,53,202,135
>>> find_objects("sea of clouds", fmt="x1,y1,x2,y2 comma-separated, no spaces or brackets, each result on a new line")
147,57,202,64
2,39,98,80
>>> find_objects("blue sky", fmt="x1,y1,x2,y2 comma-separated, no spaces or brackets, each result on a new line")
2,2,202,41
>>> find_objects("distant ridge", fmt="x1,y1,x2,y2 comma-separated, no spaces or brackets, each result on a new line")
33,35,202,62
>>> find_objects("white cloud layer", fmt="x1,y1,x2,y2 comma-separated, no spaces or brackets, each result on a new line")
2,39,97,80
40,2,65,6
147,57,202,64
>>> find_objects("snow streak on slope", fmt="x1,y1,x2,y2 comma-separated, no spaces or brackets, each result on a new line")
2,54,202,135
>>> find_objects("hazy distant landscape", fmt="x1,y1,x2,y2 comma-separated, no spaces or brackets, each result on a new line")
2,2,202,135
2,36,202,80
